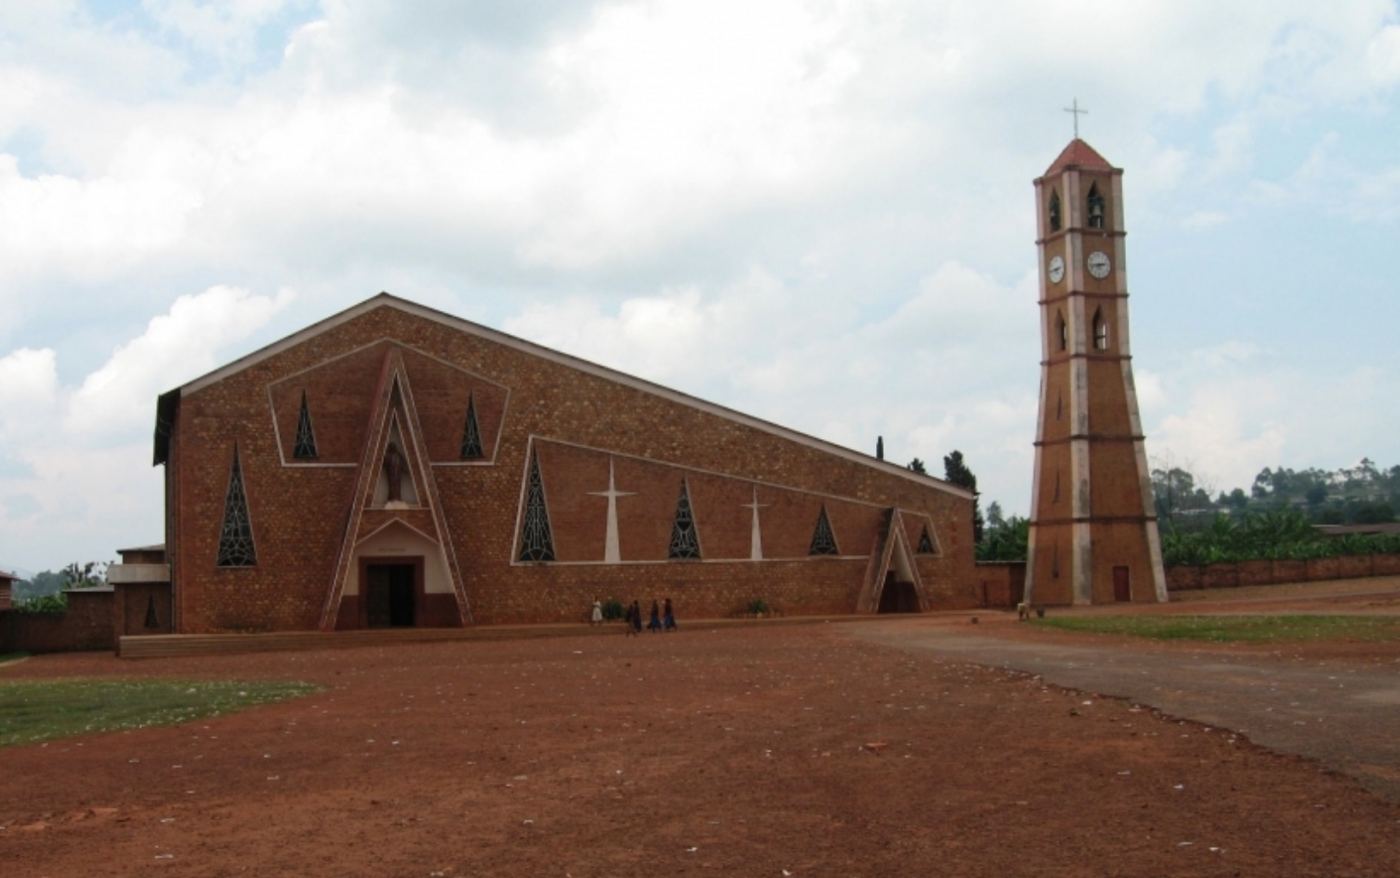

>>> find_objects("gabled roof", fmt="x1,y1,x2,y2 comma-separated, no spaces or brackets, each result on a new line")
153,293,974,500
1043,138,1116,176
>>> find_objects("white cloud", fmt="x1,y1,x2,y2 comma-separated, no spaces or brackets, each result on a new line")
0,347,60,443
1182,210,1228,229
0,154,204,282
0,286,294,570
67,285,296,434
1366,25,1400,83
1,0,1398,567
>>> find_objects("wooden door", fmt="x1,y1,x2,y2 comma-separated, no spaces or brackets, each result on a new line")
1112,566,1131,602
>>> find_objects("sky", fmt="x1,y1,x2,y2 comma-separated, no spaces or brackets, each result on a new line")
1,1,1398,574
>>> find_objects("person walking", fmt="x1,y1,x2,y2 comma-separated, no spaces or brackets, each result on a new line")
647,599,662,632
663,597,677,632
590,597,603,626
623,600,637,636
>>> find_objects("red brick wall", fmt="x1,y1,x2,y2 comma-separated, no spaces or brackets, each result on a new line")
0,590,115,653
167,303,978,631
1163,555,1400,593
114,583,173,637
975,562,1026,608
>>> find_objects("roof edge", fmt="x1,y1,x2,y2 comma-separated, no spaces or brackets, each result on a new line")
163,293,976,501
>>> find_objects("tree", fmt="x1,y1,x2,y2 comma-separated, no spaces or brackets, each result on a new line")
61,561,107,590
943,450,983,543
978,512,1029,561
907,458,927,475
15,569,64,601
985,501,1006,531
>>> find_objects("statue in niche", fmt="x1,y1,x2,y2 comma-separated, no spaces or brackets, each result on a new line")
383,441,406,504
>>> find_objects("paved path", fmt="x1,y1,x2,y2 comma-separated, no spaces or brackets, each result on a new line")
852,620,1400,802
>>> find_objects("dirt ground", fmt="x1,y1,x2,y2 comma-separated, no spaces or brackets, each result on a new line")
3,592,1400,877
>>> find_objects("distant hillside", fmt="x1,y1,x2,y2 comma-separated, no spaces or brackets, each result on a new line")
6,568,64,602
1,563,34,581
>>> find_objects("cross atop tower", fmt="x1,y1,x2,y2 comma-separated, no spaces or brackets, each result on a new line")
1063,98,1088,138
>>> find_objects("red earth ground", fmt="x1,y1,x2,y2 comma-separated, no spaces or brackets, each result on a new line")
2,583,1399,877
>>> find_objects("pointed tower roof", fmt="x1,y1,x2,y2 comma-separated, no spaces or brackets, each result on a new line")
1044,138,1115,175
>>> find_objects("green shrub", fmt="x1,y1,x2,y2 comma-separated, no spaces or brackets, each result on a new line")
747,598,770,616
15,594,67,615
1160,508,1400,565
601,598,624,621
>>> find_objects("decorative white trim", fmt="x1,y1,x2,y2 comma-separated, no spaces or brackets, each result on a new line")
264,335,510,468
355,516,440,548
527,434,924,512
177,294,970,500
507,434,938,567
519,557,872,568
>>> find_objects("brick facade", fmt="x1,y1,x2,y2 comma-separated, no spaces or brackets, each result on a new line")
1025,139,1167,606
0,589,115,653
158,296,978,632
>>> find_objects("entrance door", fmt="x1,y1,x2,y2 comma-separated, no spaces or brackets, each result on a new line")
1112,565,1131,602
366,563,417,627
878,572,919,614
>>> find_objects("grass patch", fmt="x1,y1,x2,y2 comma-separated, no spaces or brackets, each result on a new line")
0,652,29,666
1032,614,1400,644
0,679,320,748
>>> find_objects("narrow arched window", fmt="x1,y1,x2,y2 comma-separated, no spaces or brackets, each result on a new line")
1048,190,1061,232
1087,184,1105,230
1056,311,1067,352
1093,307,1109,351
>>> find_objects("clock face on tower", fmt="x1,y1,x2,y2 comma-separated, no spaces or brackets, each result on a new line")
1047,255,1065,284
1087,250,1111,279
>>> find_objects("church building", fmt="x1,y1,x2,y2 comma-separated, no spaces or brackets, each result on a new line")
147,295,978,633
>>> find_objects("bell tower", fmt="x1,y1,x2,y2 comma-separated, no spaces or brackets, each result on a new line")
1024,139,1167,606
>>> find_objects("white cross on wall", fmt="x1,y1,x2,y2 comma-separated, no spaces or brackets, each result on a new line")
587,458,635,563
741,485,769,561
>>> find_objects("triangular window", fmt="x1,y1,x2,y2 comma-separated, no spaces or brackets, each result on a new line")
460,393,484,460
917,525,937,555
668,479,701,559
144,594,159,629
1087,184,1105,230
293,390,318,459
518,450,556,562
1048,190,1062,232
216,445,257,567
809,505,839,556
